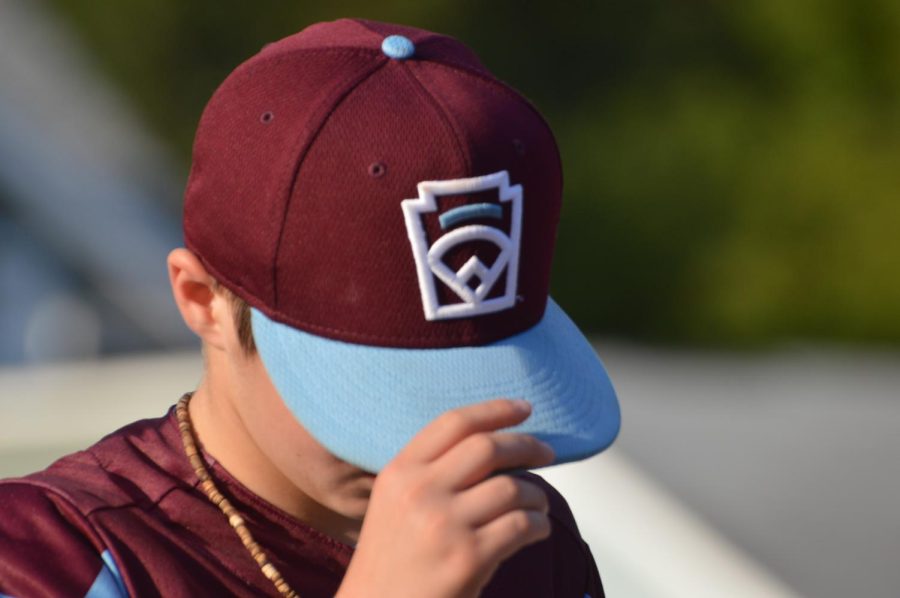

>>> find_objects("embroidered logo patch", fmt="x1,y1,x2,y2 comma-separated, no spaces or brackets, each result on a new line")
402,170,523,320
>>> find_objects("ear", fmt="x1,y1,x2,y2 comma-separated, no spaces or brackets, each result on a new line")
167,248,229,351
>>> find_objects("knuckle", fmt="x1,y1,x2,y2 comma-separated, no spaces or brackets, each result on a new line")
447,540,480,580
421,508,453,539
495,475,522,503
469,434,500,463
397,477,430,510
377,460,401,482
440,410,472,436
373,462,404,494
385,450,409,470
508,510,532,535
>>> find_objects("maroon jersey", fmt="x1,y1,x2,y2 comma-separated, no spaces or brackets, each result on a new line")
0,405,605,597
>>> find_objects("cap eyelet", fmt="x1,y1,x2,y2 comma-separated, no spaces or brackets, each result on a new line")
368,161,387,178
512,138,526,156
260,111,275,124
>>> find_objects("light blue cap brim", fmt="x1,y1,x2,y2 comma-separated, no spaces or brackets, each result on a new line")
251,297,620,473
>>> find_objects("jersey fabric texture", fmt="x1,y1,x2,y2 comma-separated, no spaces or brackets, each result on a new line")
0,405,605,597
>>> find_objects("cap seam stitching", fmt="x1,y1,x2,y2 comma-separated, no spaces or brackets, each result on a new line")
183,48,385,269
425,59,565,182
351,18,446,48
350,17,398,42
257,46,382,61
270,58,389,308
400,62,473,173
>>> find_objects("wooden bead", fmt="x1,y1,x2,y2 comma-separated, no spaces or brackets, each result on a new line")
176,393,299,597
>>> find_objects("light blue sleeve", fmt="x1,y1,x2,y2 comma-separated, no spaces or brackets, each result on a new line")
84,550,129,598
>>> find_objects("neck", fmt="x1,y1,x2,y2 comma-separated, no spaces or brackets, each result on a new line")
187,375,363,546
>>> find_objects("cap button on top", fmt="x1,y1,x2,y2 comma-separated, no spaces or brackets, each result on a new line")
381,35,415,60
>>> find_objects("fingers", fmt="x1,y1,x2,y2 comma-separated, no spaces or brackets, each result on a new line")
435,432,555,490
454,475,549,527
475,508,552,567
345,401,556,598
397,399,534,465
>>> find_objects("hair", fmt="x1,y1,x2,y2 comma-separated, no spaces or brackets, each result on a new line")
211,280,257,356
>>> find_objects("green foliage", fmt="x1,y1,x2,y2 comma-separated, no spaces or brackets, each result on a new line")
47,0,900,346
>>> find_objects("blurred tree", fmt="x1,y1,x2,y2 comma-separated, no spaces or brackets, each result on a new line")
47,0,900,346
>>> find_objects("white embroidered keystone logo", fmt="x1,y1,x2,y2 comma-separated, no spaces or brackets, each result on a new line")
402,170,523,321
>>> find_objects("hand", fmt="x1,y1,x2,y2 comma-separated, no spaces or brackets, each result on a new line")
336,399,556,598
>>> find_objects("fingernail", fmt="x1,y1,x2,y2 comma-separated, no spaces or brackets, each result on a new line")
513,399,531,413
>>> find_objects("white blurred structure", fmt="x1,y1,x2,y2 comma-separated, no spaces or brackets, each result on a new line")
543,452,801,598
0,0,193,363
0,349,805,598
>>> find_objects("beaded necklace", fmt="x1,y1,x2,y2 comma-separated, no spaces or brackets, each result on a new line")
176,393,299,598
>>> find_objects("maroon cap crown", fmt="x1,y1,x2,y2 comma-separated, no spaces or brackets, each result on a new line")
184,18,563,348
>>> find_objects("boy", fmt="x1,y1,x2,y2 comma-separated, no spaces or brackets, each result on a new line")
0,18,619,597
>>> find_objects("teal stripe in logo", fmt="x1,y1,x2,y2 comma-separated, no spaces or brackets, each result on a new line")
439,203,503,230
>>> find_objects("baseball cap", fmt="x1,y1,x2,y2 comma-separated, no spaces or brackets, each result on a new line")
183,18,620,473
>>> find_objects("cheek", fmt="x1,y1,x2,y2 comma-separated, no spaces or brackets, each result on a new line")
238,356,373,517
